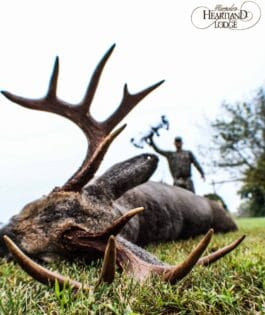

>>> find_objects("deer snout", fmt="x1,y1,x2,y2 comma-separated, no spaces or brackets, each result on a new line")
134,153,158,171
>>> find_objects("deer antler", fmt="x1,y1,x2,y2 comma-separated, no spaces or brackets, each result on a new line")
3,228,245,289
1,45,164,192
60,228,246,284
3,234,117,291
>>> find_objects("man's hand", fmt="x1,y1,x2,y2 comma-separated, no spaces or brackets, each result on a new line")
145,134,154,146
201,174,206,182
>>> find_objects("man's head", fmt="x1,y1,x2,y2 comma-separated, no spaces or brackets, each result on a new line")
174,136,183,150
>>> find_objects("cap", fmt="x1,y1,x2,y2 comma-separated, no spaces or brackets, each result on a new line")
174,136,182,142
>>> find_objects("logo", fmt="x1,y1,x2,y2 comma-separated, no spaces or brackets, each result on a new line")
191,1,261,30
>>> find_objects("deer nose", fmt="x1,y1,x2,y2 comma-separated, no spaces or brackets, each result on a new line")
143,153,159,166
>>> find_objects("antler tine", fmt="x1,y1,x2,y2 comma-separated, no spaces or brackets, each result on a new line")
80,44,116,114
103,80,165,133
63,207,144,240
163,229,213,284
1,90,47,112
96,235,117,286
47,56,59,99
94,207,144,239
1,57,72,116
3,235,87,292
197,235,246,266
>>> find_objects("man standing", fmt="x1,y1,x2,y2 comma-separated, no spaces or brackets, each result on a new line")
148,136,205,193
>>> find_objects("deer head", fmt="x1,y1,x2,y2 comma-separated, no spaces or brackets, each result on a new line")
0,45,245,289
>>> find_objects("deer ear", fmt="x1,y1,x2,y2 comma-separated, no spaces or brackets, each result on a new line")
84,154,158,200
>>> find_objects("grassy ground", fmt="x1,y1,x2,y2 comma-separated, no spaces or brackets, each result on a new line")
0,218,264,315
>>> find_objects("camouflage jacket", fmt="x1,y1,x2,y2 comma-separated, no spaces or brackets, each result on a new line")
151,142,204,181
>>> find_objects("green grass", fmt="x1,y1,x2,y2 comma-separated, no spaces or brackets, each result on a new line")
0,218,264,314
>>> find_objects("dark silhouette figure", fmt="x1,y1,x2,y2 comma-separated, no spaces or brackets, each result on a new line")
148,136,205,193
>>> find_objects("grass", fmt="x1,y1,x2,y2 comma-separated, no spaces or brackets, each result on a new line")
0,218,264,314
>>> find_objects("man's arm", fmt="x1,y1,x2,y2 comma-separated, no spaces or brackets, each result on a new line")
147,136,170,157
190,151,205,179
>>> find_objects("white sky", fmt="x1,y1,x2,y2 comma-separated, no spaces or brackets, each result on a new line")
0,0,265,223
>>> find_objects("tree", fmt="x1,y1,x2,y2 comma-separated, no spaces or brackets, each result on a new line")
239,154,265,216
210,88,265,216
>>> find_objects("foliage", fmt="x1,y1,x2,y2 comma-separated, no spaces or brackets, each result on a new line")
239,154,265,216
210,88,265,216
0,218,264,314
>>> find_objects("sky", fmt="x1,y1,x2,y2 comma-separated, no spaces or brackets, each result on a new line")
0,0,265,223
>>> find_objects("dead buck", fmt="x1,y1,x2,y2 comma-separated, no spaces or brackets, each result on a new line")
0,45,244,290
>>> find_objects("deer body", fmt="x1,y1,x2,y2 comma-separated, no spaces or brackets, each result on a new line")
83,154,237,247
117,182,237,244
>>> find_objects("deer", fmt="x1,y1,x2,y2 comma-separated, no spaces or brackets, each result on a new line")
0,45,245,290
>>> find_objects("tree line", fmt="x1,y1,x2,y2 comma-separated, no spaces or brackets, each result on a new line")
209,88,265,216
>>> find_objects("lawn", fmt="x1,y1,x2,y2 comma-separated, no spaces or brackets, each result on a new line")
0,218,264,314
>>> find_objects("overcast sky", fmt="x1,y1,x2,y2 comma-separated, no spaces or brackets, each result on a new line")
0,1,265,223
